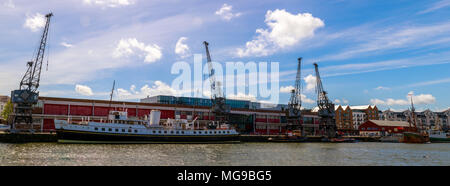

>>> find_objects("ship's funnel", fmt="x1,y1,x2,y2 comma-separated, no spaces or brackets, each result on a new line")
149,110,161,125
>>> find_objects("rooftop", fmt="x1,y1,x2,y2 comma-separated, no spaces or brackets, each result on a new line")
368,120,411,127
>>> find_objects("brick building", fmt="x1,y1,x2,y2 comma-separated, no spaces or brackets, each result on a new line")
14,96,322,135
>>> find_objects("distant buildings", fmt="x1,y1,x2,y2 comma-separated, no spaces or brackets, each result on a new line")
0,95,10,113
382,108,450,130
359,120,413,136
140,95,287,111
334,105,380,132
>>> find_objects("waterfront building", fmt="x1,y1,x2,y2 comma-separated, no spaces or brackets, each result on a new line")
382,108,450,130
359,120,413,136
330,105,379,134
335,105,353,131
141,95,287,111
16,96,319,135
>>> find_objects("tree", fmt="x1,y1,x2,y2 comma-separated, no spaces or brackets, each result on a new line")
1,99,13,122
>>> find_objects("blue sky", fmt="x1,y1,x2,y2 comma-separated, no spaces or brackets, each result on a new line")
0,0,449,112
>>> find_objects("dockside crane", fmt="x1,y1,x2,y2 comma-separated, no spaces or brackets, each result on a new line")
10,13,53,131
203,41,231,127
286,58,303,133
313,63,336,138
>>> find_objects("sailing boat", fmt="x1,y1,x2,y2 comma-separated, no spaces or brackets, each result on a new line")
401,93,430,143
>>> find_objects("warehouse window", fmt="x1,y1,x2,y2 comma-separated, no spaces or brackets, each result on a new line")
122,129,125,132
115,129,119,132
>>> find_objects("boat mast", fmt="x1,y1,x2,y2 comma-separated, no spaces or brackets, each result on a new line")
109,80,115,112
408,93,417,131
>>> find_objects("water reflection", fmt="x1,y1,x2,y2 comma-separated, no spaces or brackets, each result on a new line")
0,142,448,166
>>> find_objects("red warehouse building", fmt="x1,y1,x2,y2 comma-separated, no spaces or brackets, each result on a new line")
358,120,414,136
25,97,296,134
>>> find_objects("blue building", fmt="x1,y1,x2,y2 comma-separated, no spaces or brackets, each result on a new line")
140,95,287,111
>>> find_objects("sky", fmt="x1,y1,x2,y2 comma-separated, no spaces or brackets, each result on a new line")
0,0,449,112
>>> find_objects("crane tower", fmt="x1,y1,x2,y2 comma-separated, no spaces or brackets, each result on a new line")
314,63,336,138
10,13,53,131
286,58,303,132
203,41,231,125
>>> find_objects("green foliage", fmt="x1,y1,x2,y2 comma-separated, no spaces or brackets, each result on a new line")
1,99,13,121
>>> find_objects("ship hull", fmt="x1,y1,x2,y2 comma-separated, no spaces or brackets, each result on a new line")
401,132,429,143
429,137,450,143
56,129,240,144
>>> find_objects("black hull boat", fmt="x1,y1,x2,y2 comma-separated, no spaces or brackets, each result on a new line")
56,129,240,144
55,110,240,144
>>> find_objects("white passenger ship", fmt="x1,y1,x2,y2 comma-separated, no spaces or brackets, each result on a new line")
54,110,240,143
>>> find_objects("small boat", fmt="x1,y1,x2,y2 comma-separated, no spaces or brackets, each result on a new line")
331,137,356,143
428,130,450,143
54,110,240,144
268,136,305,143
0,124,10,131
268,130,305,142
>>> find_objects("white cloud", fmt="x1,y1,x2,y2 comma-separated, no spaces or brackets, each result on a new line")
0,12,206,96
75,84,94,96
375,86,390,90
24,13,46,32
370,92,436,106
316,21,450,62
335,98,349,104
113,38,162,63
227,92,257,102
83,0,134,8
342,99,349,104
175,37,190,59
215,3,242,21
237,9,324,57
419,0,450,14
412,94,436,105
3,0,15,8
117,81,177,100
304,74,316,92
301,94,315,104
280,85,294,93
404,77,450,88
60,42,74,48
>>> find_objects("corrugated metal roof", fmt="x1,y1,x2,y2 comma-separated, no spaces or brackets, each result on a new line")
368,120,411,127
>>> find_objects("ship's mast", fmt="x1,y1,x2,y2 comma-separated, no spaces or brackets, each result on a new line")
409,93,417,130
109,80,115,111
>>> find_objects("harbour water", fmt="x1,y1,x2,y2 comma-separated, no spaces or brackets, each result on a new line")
0,142,448,166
